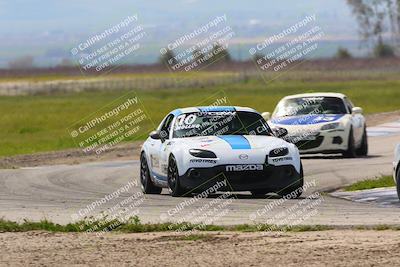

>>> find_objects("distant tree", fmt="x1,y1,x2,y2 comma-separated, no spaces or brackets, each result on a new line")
346,0,399,54
373,40,395,57
336,47,353,59
159,49,178,66
8,56,34,69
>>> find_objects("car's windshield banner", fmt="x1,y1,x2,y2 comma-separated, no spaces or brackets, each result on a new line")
271,114,344,125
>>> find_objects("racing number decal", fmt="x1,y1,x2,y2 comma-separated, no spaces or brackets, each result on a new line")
175,114,199,131
176,114,196,125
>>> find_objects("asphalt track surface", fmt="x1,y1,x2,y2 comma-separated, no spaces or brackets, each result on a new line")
1,123,399,226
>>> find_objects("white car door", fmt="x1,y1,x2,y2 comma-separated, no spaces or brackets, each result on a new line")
147,136,162,175
157,114,175,177
148,114,174,177
159,138,174,177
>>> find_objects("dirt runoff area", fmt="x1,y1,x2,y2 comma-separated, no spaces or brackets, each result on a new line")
1,230,400,266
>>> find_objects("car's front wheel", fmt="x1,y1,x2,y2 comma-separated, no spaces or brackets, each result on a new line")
356,126,368,156
278,164,304,199
279,178,304,199
167,155,184,197
140,153,162,194
343,128,357,158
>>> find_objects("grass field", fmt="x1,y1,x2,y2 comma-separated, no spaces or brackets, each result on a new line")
344,175,396,191
1,72,400,157
2,217,400,233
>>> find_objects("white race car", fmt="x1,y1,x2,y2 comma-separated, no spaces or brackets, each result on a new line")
393,144,400,201
264,93,368,157
140,106,303,197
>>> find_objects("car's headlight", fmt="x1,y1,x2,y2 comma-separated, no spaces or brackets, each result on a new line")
269,147,289,157
321,122,340,131
189,149,217,158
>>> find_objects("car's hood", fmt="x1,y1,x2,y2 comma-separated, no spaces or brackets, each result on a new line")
173,135,289,151
270,114,345,126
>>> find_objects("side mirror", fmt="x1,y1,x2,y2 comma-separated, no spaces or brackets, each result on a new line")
273,127,288,138
352,107,363,114
262,112,271,121
149,130,161,140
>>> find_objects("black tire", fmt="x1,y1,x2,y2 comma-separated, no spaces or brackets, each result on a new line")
278,163,304,199
140,153,162,194
250,189,269,197
167,155,184,197
356,126,368,156
396,167,400,201
343,128,357,158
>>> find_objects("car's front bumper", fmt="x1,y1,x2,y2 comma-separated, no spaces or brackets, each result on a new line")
286,129,348,154
179,164,302,193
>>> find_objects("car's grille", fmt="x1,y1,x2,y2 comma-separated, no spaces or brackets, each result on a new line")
294,136,324,150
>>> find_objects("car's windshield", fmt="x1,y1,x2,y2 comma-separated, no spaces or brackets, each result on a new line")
273,96,348,117
173,111,272,138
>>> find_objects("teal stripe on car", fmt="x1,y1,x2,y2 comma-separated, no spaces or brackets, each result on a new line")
218,135,251,149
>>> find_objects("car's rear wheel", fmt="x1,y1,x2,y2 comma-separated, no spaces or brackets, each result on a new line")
343,128,357,158
140,153,162,194
278,163,304,199
167,155,184,197
356,126,368,156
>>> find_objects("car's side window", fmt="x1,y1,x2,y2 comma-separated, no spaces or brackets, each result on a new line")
159,114,174,140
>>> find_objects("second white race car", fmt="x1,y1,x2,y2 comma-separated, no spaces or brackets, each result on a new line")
264,93,368,157
140,106,304,197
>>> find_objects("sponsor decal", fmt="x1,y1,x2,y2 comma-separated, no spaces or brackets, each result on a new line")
150,155,159,167
199,138,214,147
225,164,263,172
161,164,168,175
271,156,293,163
190,159,217,164
175,124,200,130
